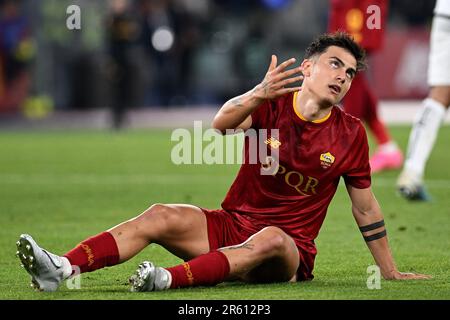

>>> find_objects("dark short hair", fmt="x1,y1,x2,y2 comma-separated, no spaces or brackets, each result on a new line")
305,32,367,72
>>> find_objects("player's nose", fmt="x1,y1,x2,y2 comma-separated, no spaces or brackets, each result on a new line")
336,72,346,84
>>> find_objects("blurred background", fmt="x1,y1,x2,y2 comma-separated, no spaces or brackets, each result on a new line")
0,0,445,129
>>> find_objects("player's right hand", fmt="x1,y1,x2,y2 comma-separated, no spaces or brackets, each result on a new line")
252,55,304,100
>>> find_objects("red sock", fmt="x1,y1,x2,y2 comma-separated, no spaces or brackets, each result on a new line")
64,231,120,273
367,117,390,145
167,251,230,289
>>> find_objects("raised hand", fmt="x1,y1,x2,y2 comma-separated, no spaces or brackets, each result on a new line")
252,55,304,100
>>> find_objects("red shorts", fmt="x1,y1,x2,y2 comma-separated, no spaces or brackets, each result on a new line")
200,208,315,281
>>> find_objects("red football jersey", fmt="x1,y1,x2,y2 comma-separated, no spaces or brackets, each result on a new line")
328,0,389,53
221,91,371,260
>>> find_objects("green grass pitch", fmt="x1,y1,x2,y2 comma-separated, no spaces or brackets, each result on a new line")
0,126,449,300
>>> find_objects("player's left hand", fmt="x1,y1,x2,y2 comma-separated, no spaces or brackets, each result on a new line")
384,270,432,280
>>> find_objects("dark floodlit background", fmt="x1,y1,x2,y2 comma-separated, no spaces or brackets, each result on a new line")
0,0,440,129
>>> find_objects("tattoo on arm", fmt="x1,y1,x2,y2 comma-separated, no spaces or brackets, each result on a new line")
261,80,269,96
231,96,244,108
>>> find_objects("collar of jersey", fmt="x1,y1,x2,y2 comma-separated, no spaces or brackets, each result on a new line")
292,91,332,124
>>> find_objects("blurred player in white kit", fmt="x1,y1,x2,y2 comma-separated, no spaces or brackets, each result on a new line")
397,0,450,201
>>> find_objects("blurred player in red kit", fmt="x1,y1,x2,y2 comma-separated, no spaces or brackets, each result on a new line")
329,0,403,173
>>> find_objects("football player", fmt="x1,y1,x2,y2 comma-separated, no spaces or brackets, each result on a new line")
397,0,450,201
17,32,430,292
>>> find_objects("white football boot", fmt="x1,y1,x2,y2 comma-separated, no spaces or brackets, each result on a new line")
397,170,430,201
16,234,67,292
129,261,171,292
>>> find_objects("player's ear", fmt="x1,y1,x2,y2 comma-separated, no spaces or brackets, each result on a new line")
300,59,313,77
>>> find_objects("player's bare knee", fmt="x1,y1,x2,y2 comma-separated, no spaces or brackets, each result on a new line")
266,234,286,255
256,227,290,257
134,203,179,235
138,203,167,220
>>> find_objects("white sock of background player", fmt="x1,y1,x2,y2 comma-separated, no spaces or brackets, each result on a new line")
403,98,446,180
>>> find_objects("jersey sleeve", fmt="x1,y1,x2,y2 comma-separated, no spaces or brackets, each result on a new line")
343,122,372,188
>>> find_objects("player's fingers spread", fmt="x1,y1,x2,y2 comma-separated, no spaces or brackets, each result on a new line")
275,58,296,73
276,75,304,88
410,273,431,279
403,273,432,280
276,58,297,72
280,86,302,94
278,66,303,79
287,75,304,85
416,274,432,279
272,67,302,83
268,55,277,72
280,73,304,84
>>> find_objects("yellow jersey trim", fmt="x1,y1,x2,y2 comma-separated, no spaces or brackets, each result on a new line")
292,91,331,124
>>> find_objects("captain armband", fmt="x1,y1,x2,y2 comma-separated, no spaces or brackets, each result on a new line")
359,220,387,242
